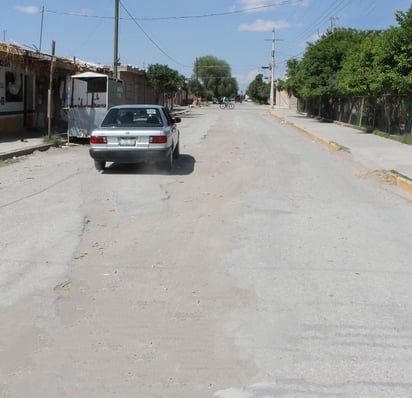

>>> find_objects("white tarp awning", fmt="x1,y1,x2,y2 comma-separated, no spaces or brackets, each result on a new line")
70,72,108,80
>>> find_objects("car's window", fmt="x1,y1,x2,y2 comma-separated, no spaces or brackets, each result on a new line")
162,107,173,125
101,108,164,127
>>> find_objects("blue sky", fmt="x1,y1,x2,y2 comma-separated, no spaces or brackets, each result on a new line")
2,0,411,92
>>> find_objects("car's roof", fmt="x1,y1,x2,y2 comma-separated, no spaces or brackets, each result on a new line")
110,104,163,110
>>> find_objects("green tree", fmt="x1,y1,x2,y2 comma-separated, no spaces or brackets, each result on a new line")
284,5,412,100
246,74,270,104
188,77,203,99
146,63,183,105
191,55,238,99
282,58,302,97
296,28,363,99
338,31,384,96
375,7,412,95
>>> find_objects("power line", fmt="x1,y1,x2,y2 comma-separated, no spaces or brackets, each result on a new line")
125,0,301,21
292,0,351,43
276,0,354,72
44,0,305,21
119,1,190,68
41,1,306,73
361,0,377,17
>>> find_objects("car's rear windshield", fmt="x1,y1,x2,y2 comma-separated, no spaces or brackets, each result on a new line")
101,108,164,127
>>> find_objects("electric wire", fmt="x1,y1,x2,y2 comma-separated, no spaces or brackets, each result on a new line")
44,0,305,21
39,0,383,83
119,1,190,68
276,0,355,76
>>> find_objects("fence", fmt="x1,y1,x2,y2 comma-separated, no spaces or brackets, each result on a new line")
298,95,412,135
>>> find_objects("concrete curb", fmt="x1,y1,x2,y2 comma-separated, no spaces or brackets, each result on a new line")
388,171,412,194
270,109,412,195
0,143,53,161
271,110,350,152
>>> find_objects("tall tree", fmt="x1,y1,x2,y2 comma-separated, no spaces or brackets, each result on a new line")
338,31,384,96
282,58,301,97
284,5,412,99
146,63,183,105
191,55,238,98
296,28,363,99
376,7,412,95
246,74,270,104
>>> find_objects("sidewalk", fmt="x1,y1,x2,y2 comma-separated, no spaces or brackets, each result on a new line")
271,108,412,194
0,131,58,161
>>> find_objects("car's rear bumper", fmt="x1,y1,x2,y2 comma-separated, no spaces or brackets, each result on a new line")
89,147,172,163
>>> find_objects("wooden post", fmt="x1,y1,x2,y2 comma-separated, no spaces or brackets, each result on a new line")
359,96,365,128
47,40,56,139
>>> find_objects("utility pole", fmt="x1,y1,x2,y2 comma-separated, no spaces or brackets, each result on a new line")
47,40,55,138
329,16,339,31
39,6,44,51
195,57,199,103
269,27,275,108
113,0,119,79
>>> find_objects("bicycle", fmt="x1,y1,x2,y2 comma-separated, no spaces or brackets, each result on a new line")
219,101,235,110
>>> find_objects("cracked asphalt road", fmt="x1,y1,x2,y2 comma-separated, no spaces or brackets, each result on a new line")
2,103,412,398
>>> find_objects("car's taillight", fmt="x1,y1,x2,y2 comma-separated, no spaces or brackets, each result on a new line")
149,136,167,144
90,136,107,144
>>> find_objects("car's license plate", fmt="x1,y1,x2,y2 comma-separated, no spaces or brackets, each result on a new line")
119,138,136,146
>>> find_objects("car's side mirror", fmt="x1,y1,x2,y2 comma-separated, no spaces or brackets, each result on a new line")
172,116,181,123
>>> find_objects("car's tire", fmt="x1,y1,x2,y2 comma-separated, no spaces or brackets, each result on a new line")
163,149,173,171
94,160,106,171
173,140,180,159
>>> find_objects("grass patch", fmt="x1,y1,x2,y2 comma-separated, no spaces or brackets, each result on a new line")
330,141,350,152
372,129,412,145
389,169,412,182
43,134,64,146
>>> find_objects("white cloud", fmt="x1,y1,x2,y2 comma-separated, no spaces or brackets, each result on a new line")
15,5,39,14
235,0,310,13
77,8,94,16
239,19,290,32
234,68,262,90
238,0,272,7
233,0,280,14
300,32,321,46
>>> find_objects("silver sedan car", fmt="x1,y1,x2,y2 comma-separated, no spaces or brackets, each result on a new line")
89,104,181,171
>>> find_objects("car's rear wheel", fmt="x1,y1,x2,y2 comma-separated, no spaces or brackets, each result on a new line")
163,149,173,171
173,140,180,159
94,160,106,171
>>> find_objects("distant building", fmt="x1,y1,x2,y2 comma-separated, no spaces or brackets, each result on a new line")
0,43,81,135
0,43,158,137
275,90,297,110
118,65,156,105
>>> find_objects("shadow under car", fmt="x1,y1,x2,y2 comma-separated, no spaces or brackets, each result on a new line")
100,154,196,176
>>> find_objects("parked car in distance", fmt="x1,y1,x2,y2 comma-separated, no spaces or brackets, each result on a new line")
89,104,181,171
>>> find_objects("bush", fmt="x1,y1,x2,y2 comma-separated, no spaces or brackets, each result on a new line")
43,134,64,146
